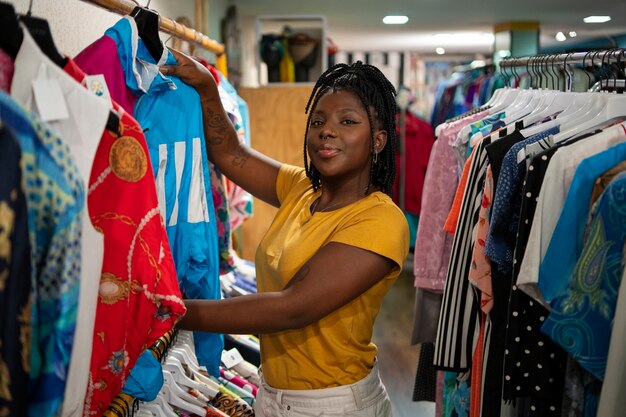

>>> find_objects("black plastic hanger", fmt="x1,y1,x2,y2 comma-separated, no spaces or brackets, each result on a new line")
0,2,23,58
19,0,67,68
131,6,164,62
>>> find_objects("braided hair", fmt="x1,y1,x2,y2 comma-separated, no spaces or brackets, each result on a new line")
303,61,398,195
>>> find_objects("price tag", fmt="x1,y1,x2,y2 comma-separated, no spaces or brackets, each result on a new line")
221,347,244,369
32,78,69,122
83,74,112,108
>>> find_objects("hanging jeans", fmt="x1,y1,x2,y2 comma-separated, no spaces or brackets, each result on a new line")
255,360,392,417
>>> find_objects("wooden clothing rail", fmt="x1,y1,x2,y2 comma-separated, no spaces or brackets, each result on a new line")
80,0,227,75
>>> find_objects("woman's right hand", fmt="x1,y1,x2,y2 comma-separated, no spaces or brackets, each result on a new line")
160,48,218,98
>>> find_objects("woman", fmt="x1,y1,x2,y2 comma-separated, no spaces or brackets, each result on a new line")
161,51,409,416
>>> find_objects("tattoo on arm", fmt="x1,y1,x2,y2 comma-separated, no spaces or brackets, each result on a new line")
202,99,250,168
204,107,229,146
232,146,249,168
283,265,310,290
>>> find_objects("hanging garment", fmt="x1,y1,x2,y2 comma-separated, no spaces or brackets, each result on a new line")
413,111,488,292
434,134,495,371
10,25,113,417
0,91,83,417
392,111,435,216
0,49,14,92
74,16,223,375
0,126,31,417
485,126,560,275
59,60,187,415
542,171,626,380
502,145,567,415
517,122,626,307
538,126,626,306
597,268,626,417
481,126,563,417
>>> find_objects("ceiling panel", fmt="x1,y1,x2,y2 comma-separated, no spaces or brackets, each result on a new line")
234,0,626,54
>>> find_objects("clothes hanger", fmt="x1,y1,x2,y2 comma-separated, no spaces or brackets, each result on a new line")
591,49,626,92
174,331,199,360
487,58,524,114
163,356,218,399
520,52,600,138
148,393,179,417
19,0,66,67
169,347,200,373
548,50,610,141
519,54,573,127
0,2,23,58
131,0,164,62
551,89,626,143
161,372,207,415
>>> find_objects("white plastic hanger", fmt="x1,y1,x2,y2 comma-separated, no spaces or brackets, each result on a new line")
155,392,187,417
552,92,626,142
143,394,178,417
164,356,218,399
139,402,170,417
161,372,207,415
169,347,200,373
134,407,158,417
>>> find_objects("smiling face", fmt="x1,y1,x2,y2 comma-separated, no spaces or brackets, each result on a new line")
306,89,386,188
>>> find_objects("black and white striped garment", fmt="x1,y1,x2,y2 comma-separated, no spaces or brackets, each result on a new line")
434,136,492,370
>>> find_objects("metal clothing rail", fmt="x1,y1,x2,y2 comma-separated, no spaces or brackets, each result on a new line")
80,0,227,75
499,49,626,68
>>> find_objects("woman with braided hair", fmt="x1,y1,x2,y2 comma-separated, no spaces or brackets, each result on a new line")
161,51,409,416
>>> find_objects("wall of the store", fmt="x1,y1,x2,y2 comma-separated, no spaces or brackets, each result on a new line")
9,0,199,57
207,0,229,44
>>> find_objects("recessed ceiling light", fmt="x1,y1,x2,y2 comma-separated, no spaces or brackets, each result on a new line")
583,15,611,23
569,31,577,37
383,15,409,25
435,47,446,55
555,32,566,42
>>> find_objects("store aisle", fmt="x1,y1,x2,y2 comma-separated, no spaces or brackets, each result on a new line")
374,257,436,417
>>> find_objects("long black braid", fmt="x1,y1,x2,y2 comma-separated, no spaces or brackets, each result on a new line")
303,61,398,195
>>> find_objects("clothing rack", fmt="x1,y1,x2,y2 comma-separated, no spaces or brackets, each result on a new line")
102,329,178,417
499,49,626,67
80,0,227,75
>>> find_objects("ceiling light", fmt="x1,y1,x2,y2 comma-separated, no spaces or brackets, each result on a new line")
583,15,611,23
435,47,446,55
383,15,409,24
569,31,577,37
555,32,566,42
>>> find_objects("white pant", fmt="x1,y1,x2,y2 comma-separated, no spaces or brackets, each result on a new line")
254,361,392,417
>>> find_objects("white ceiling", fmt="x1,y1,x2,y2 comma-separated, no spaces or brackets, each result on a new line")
233,0,626,55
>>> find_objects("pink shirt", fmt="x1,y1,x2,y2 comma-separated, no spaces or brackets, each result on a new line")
413,111,488,291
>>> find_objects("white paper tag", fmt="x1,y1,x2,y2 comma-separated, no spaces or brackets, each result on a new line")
516,147,526,164
32,78,69,122
83,74,112,108
221,348,244,369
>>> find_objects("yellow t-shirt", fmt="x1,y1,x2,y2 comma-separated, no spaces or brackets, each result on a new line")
255,164,409,390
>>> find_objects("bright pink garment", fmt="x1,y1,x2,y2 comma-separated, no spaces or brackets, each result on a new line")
220,368,258,396
393,112,435,215
0,48,14,92
413,111,488,291
74,35,137,114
